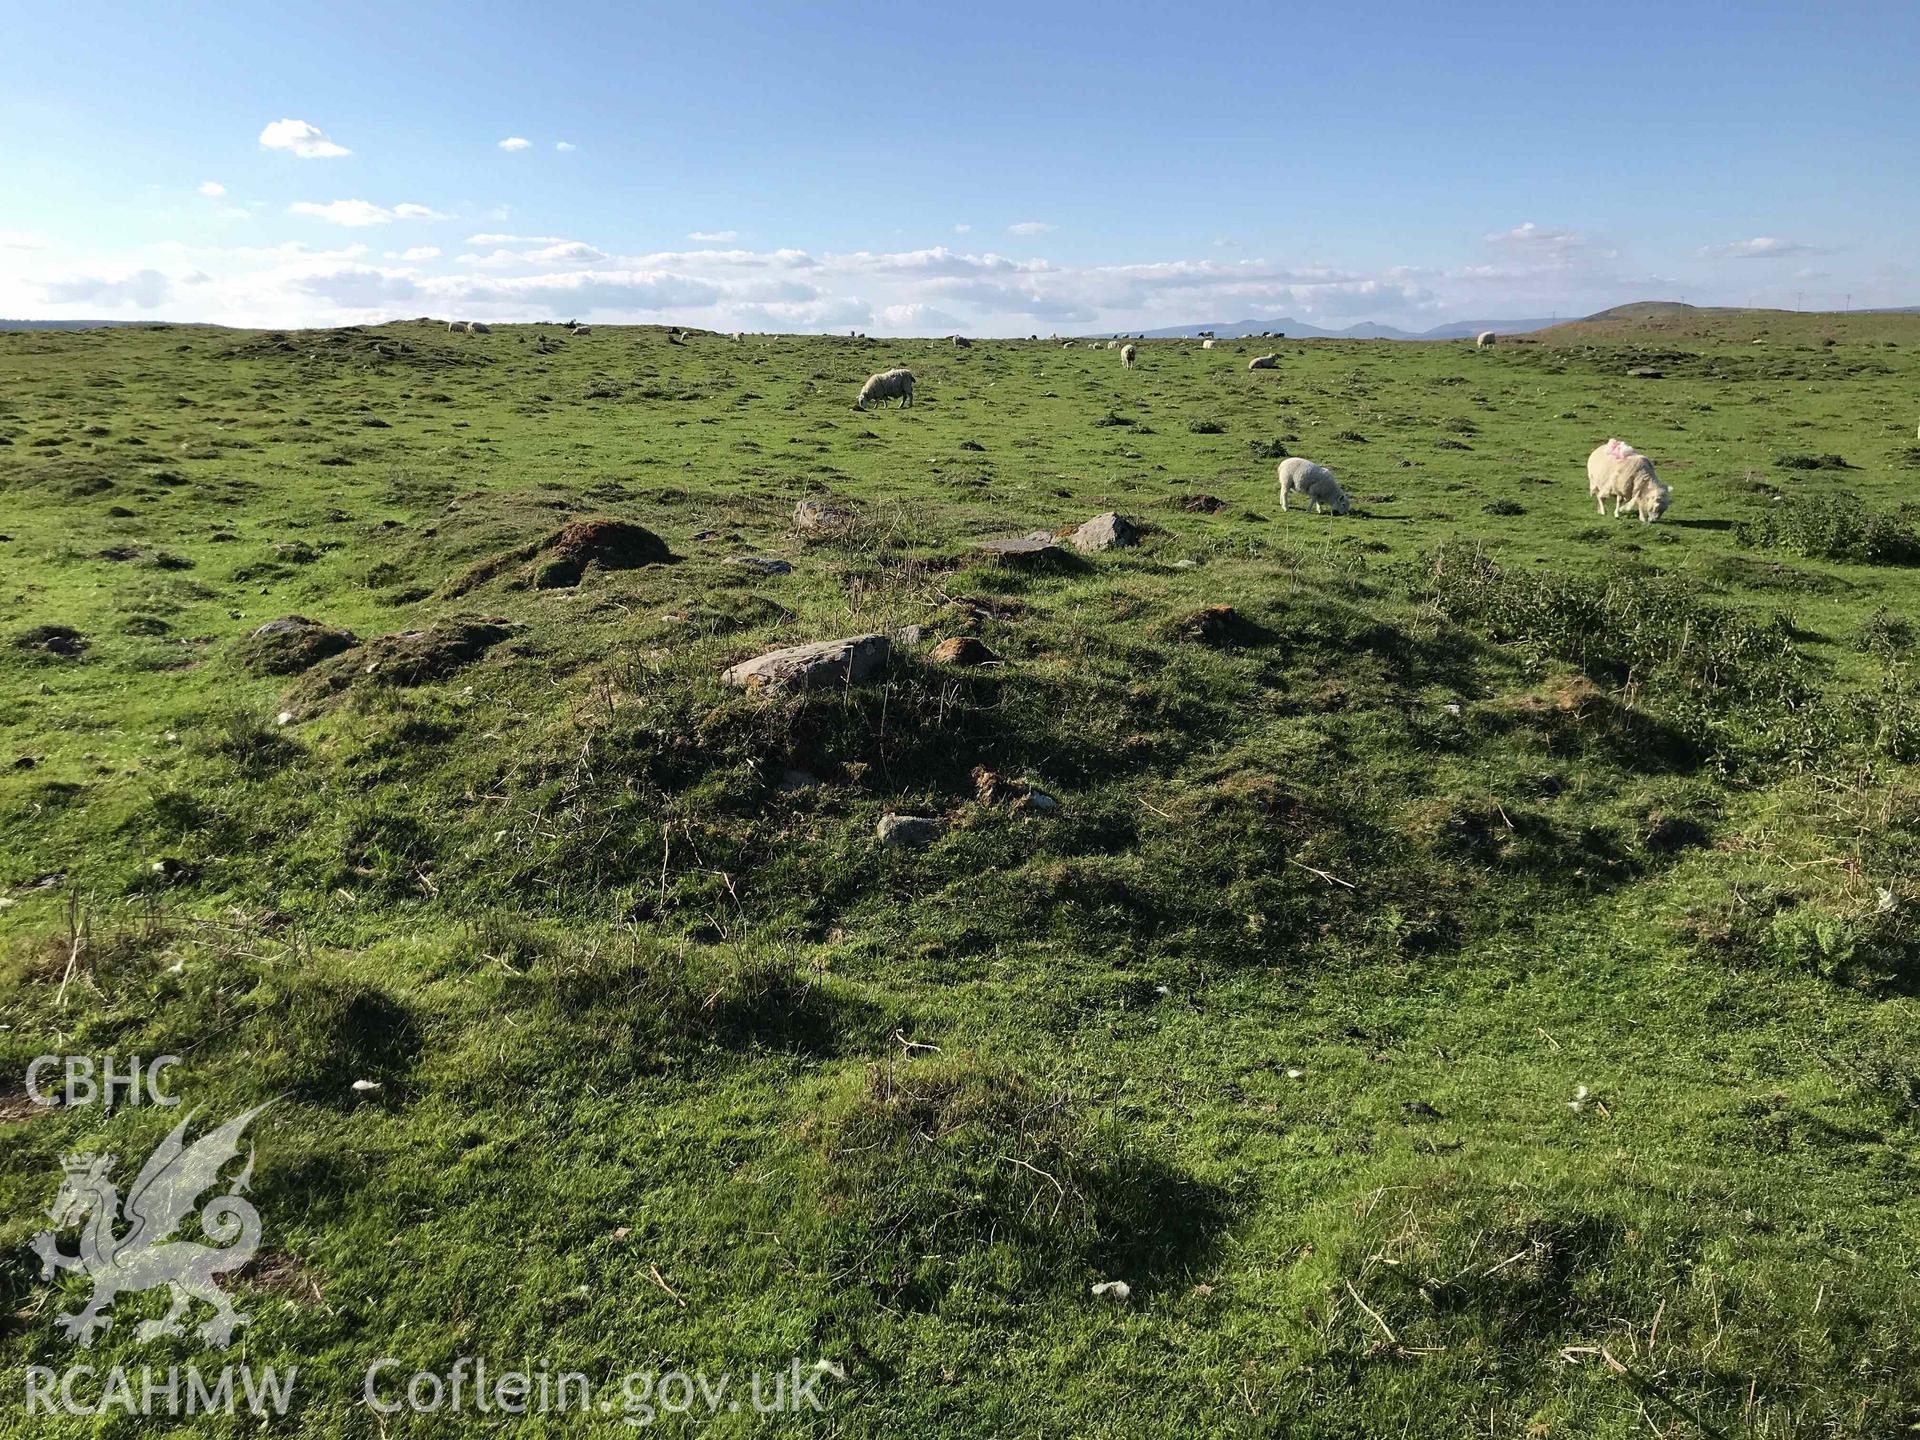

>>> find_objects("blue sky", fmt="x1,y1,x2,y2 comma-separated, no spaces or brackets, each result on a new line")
2,0,1914,332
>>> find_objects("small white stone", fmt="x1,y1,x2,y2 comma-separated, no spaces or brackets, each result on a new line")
1091,1280,1132,1301
275,711,295,727
1286,1068,1305,1080
351,1079,381,1093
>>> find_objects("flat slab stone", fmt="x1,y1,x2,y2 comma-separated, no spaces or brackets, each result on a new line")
722,633,890,692
975,532,1070,568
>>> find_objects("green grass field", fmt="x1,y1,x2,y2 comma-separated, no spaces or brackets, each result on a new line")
3,312,1919,1436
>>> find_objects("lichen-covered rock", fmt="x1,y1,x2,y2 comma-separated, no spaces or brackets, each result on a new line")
974,532,1072,569
722,634,890,692
1069,512,1140,552
876,813,942,849
794,498,857,533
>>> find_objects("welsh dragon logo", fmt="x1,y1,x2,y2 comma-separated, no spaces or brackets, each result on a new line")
31,1103,272,1348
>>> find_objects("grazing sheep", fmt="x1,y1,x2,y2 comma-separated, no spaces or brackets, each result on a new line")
1248,354,1279,370
468,321,491,335
952,335,972,348
1278,456,1351,515
1476,331,1497,348
1201,338,1217,349
1120,344,1137,369
1587,439,1671,523
571,325,592,336
856,367,916,410
447,320,463,333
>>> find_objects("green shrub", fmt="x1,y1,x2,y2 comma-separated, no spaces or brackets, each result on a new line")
1737,493,1920,565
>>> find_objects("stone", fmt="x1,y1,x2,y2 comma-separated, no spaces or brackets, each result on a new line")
13,625,88,659
794,497,857,532
894,624,930,646
974,532,1070,569
235,615,357,675
876,813,942,849
722,634,890,692
930,636,996,666
1069,512,1140,552
728,556,793,575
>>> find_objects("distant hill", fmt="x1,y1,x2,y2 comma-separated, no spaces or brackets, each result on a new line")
1119,315,1562,342
0,318,164,331
1523,301,1920,345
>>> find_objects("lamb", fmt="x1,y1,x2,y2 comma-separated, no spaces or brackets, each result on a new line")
1248,354,1279,370
1277,456,1351,515
1120,343,1136,369
1105,339,1120,350
1476,331,1497,348
856,367,915,410
1587,439,1670,523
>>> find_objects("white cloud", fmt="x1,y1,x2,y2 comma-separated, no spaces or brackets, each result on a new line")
498,137,532,151
198,181,227,197
42,268,172,308
1700,236,1826,260
555,141,576,152
9,223,1738,335
1481,223,1590,269
688,230,738,243
525,241,608,263
288,199,444,226
1008,221,1054,236
259,118,350,159
0,229,47,250
952,223,971,234
1485,222,1583,248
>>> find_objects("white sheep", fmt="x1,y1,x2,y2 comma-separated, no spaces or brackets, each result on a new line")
856,368,915,409
1201,339,1217,349
1476,331,1497,348
571,325,592,336
1248,354,1279,370
1278,456,1351,515
1587,439,1670,523
1120,343,1136,369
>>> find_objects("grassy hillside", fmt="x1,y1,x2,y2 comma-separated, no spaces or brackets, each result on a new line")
3,317,1919,1436
1527,301,1920,346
